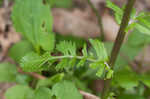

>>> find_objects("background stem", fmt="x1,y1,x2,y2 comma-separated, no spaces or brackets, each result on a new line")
101,0,136,98
87,0,105,41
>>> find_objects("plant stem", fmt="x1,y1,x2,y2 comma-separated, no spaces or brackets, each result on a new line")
101,0,136,98
48,56,97,62
87,0,105,41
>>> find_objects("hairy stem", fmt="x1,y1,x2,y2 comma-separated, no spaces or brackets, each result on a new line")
87,0,105,41
101,0,136,98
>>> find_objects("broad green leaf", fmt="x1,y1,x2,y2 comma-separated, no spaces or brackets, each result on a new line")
8,40,33,63
5,85,34,99
34,87,52,99
12,0,54,51
37,73,64,88
20,52,48,72
89,39,108,61
0,63,18,82
113,67,139,89
52,80,83,99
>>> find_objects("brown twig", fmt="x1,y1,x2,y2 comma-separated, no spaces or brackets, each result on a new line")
80,90,100,99
101,0,136,98
17,67,46,80
87,0,105,41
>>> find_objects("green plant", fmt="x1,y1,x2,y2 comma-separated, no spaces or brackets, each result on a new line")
1,0,150,99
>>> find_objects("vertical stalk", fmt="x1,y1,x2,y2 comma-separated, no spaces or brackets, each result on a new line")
101,0,136,99
87,0,105,41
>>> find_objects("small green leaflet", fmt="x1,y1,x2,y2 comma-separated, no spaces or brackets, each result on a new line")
89,39,108,61
52,80,83,99
12,0,55,51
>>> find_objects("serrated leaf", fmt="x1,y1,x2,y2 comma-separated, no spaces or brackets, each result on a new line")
52,80,83,99
8,40,33,63
82,44,88,57
34,87,52,99
0,63,18,82
5,85,34,99
89,39,108,61
12,0,54,51
56,41,76,56
20,52,48,72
